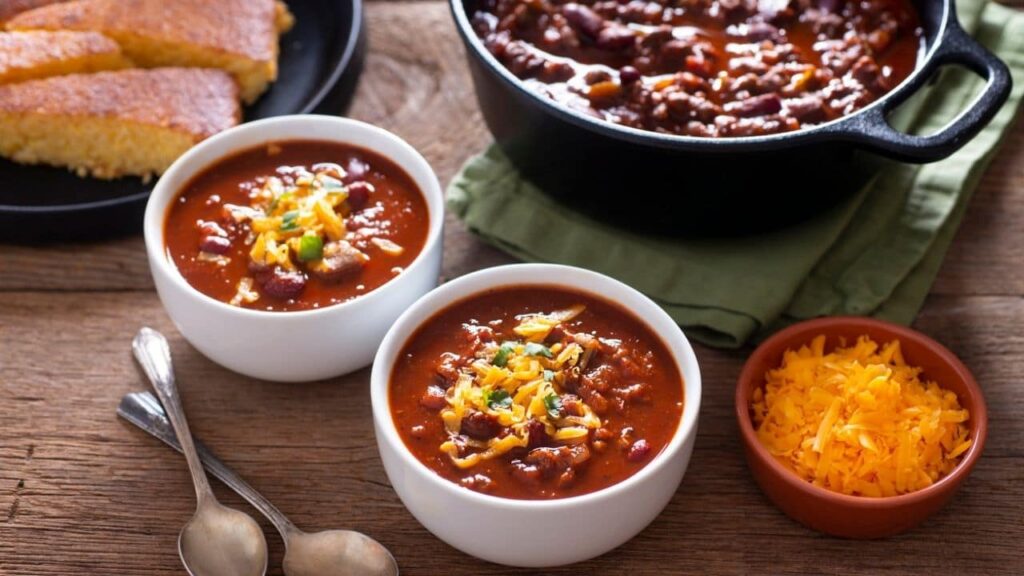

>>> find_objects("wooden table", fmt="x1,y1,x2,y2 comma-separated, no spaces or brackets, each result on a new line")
2,2,1023,574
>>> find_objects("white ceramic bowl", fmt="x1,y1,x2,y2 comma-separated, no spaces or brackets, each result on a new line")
371,264,701,567
144,115,444,382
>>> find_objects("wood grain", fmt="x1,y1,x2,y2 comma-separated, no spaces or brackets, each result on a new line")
1,1,1023,575
1,291,1022,575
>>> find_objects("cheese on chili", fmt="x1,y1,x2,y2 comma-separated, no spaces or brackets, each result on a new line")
751,334,972,497
439,305,602,469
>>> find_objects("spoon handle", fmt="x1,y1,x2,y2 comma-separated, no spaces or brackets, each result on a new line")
118,390,298,539
132,327,215,502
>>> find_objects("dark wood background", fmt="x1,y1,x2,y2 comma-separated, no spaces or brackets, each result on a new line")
1,1,1022,573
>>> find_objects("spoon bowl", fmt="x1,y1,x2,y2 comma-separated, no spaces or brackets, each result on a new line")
283,529,398,576
119,390,401,576
180,499,269,576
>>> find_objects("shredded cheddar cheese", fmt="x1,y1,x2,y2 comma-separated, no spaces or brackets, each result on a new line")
439,305,602,469
751,335,971,497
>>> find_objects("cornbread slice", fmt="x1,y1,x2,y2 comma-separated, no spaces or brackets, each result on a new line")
0,0,67,23
0,67,240,179
0,30,130,84
275,1,295,34
8,0,282,103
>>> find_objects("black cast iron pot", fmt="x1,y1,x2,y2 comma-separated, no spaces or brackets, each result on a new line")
450,0,1012,233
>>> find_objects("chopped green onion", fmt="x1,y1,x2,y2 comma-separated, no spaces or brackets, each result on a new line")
280,210,300,231
543,393,562,419
493,341,517,367
524,342,553,358
543,369,554,382
484,388,513,410
297,235,324,262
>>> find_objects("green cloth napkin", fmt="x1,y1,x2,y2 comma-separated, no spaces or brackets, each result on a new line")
449,0,1024,348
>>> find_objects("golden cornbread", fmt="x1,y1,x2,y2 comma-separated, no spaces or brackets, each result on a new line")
0,0,66,23
0,30,130,84
275,1,295,34
0,67,240,179
8,0,283,103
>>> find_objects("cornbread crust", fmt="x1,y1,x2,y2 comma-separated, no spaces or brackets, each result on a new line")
0,0,66,23
0,30,131,84
7,0,281,103
0,67,240,179
275,1,295,34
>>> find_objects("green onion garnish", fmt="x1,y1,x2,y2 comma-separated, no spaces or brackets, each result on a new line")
543,369,554,382
493,341,517,367
484,388,513,410
543,393,562,419
524,342,553,358
297,235,324,262
280,210,300,231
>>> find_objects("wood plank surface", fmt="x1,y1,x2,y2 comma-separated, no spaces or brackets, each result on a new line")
1,1,1023,575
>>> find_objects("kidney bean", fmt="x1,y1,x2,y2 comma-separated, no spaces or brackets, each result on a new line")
619,65,641,84
562,3,604,38
261,270,306,300
627,438,651,462
525,418,551,449
723,92,783,117
596,25,635,50
728,21,779,42
783,94,826,123
851,55,888,93
684,55,713,77
539,60,574,82
346,181,373,210
461,410,501,440
659,39,692,68
666,91,723,123
198,235,231,255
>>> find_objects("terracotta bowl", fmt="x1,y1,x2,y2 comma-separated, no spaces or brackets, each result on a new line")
735,317,987,538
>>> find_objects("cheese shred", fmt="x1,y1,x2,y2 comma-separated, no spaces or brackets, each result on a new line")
751,335,972,497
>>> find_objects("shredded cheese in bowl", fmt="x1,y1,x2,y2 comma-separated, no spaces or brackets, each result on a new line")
438,305,603,469
751,335,972,498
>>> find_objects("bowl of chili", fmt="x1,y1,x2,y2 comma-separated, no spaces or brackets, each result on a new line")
450,0,1012,231
143,115,444,382
735,316,987,538
371,263,702,566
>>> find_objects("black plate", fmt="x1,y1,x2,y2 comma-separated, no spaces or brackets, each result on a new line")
0,0,366,243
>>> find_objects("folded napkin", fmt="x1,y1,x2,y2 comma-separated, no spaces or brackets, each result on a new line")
448,0,1024,348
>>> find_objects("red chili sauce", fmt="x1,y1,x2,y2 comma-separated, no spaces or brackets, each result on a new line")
390,286,685,499
165,140,429,312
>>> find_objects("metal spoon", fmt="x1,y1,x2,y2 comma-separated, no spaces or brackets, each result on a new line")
133,328,269,576
118,391,399,576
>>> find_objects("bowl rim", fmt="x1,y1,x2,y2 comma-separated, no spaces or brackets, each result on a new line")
371,263,702,509
735,315,988,508
448,0,948,152
143,114,444,320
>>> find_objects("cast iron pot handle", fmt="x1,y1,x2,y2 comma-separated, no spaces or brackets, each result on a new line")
835,18,1011,163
